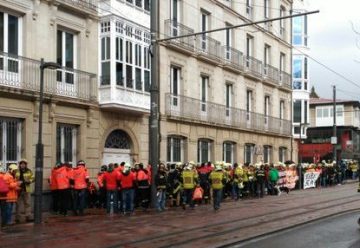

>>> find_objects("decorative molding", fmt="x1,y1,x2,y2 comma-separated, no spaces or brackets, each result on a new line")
48,102,56,123
87,107,94,127
33,101,39,122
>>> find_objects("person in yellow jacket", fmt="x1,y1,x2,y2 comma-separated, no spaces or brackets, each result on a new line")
180,162,198,210
350,161,358,180
209,164,226,210
232,163,243,200
15,159,35,223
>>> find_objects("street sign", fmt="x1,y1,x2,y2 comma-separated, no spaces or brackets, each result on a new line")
331,137,337,144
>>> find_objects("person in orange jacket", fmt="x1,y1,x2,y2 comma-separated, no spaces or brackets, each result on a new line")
48,163,60,214
97,165,107,208
54,163,71,216
0,164,20,226
136,163,150,210
71,160,89,216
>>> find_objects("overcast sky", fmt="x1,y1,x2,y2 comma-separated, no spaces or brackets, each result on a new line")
307,0,360,100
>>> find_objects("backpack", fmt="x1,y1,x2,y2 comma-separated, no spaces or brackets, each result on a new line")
0,176,9,195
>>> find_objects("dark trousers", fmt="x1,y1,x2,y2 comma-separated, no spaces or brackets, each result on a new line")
51,190,59,212
98,187,106,208
256,181,265,197
137,187,150,209
122,188,135,213
73,189,87,214
182,189,194,208
106,190,118,214
58,189,70,215
213,189,222,210
1,200,7,226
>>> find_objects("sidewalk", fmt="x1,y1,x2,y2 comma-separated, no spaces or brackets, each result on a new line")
1,182,359,248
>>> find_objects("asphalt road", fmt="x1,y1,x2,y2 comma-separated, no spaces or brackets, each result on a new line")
234,211,360,248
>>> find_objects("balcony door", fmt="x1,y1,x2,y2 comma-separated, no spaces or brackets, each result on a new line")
171,0,181,37
170,65,181,113
57,30,77,97
0,12,21,87
200,75,208,120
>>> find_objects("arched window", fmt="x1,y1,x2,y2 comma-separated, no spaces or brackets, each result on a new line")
105,130,131,149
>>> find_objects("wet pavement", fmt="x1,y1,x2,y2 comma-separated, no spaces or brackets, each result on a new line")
1,183,360,248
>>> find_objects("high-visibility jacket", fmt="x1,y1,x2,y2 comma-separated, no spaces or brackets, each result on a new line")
54,166,71,190
233,167,244,183
72,166,89,190
103,170,120,190
137,170,150,188
210,171,225,190
97,172,105,188
49,167,58,190
181,170,198,189
118,171,136,189
0,172,19,202
15,168,34,193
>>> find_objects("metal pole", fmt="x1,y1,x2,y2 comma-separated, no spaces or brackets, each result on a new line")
149,0,160,208
333,85,337,162
298,124,302,190
34,58,45,224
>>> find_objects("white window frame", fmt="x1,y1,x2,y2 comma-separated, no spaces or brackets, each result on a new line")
57,29,77,87
57,124,77,167
200,75,209,113
198,139,212,163
223,142,235,164
0,118,22,166
225,83,232,117
170,65,181,107
167,136,184,163
279,147,287,163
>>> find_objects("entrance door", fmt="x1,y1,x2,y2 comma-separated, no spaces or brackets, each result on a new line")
102,148,131,165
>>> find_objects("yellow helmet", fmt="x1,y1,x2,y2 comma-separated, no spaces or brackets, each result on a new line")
9,164,18,171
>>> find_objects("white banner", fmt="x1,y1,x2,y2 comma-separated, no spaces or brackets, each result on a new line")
303,172,320,189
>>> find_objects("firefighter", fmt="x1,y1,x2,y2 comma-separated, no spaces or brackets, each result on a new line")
118,163,137,215
255,163,266,198
48,162,60,214
209,164,226,211
97,165,107,208
71,160,89,216
180,162,198,210
232,163,244,200
197,162,210,204
54,163,71,216
136,163,150,210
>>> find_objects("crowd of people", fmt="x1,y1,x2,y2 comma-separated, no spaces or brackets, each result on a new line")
0,158,358,227
46,160,299,216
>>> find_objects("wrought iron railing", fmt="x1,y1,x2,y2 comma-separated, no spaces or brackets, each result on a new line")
196,34,221,59
165,93,291,136
279,71,291,89
222,46,244,69
57,0,98,13
263,64,279,83
0,52,97,102
164,19,195,50
245,56,262,77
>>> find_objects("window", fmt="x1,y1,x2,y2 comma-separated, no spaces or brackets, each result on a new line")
198,139,212,163
201,11,210,50
225,23,233,59
264,0,270,18
144,0,150,11
244,143,254,164
135,0,142,8
323,108,329,118
293,100,302,123
246,89,252,113
280,53,285,73
171,0,180,36
167,136,185,163
293,57,302,79
294,126,300,134
225,84,232,116
57,30,76,84
304,57,308,80
246,0,253,17
264,44,270,74
105,130,131,149
0,118,21,166
135,44,142,90
223,142,235,164
280,100,285,119
144,47,150,92
170,65,180,106
304,100,308,123
280,6,286,36
263,145,272,163
279,147,287,163
337,106,343,117
125,40,133,88
316,108,322,118
264,96,270,124
293,15,307,46
293,81,302,90
56,124,77,166
200,75,208,112
246,35,253,67
101,36,111,85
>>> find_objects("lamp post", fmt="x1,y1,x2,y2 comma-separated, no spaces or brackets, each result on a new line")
34,59,60,224
298,122,309,190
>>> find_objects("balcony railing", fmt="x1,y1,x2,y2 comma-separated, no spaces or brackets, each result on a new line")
279,71,291,89
165,93,291,136
0,52,97,102
196,34,221,59
164,19,195,50
56,0,98,13
99,85,150,112
245,56,262,77
222,46,244,70
263,64,279,83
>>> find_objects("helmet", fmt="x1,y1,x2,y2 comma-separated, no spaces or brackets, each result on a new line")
19,158,28,165
77,160,86,166
215,165,222,171
0,166,6,173
9,164,18,171
101,165,107,172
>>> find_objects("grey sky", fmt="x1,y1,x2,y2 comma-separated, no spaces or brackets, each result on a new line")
308,0,360,100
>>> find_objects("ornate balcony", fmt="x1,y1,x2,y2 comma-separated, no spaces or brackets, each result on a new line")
55,0,98,15
244,56,262,78
263,64,279,84
0,52,97,102
221,46,244,72
164,19,195,53
99,85,150,113
279,71,292,90
165,93,291,136
195,34,221,62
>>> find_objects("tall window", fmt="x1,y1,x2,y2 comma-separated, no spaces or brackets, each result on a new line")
201,11,209,50
246,0,253,17
144,47,150,92
125,40,133,88
101,36,111,85
0,118,21,166
167,136,185,163
171,0,180,36
264,44,270,74
279,147,287,163
223,142,235,164
263,145,272,163
264,96,270,124
244,143,255,164
280,53,285,72
280,100,285,119
225,23,232,59
293,100,302,123
115,37,124,86
0,12,20,73
304,57,308,90
200,75,208,112
170,65,181,106
264,0,270,19
293,56,302,90
56,124,77,166
246,35,253,67
280,6,286,36
293,15,308,46
225,84,232,116
144,0,150,11
304,100,308,124
135,43,142,90
246,90,253,120
198,139,212,163
57,30,76,84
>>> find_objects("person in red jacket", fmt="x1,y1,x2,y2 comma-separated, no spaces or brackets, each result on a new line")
54,163,71,216
136,163,150,210
97,165,107,208
118,163,137,215
71,160,89,216
103,164,120,214
48,163,60,214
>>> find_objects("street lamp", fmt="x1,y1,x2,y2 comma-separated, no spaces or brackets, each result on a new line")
34,59,61,224
298,122,309,190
